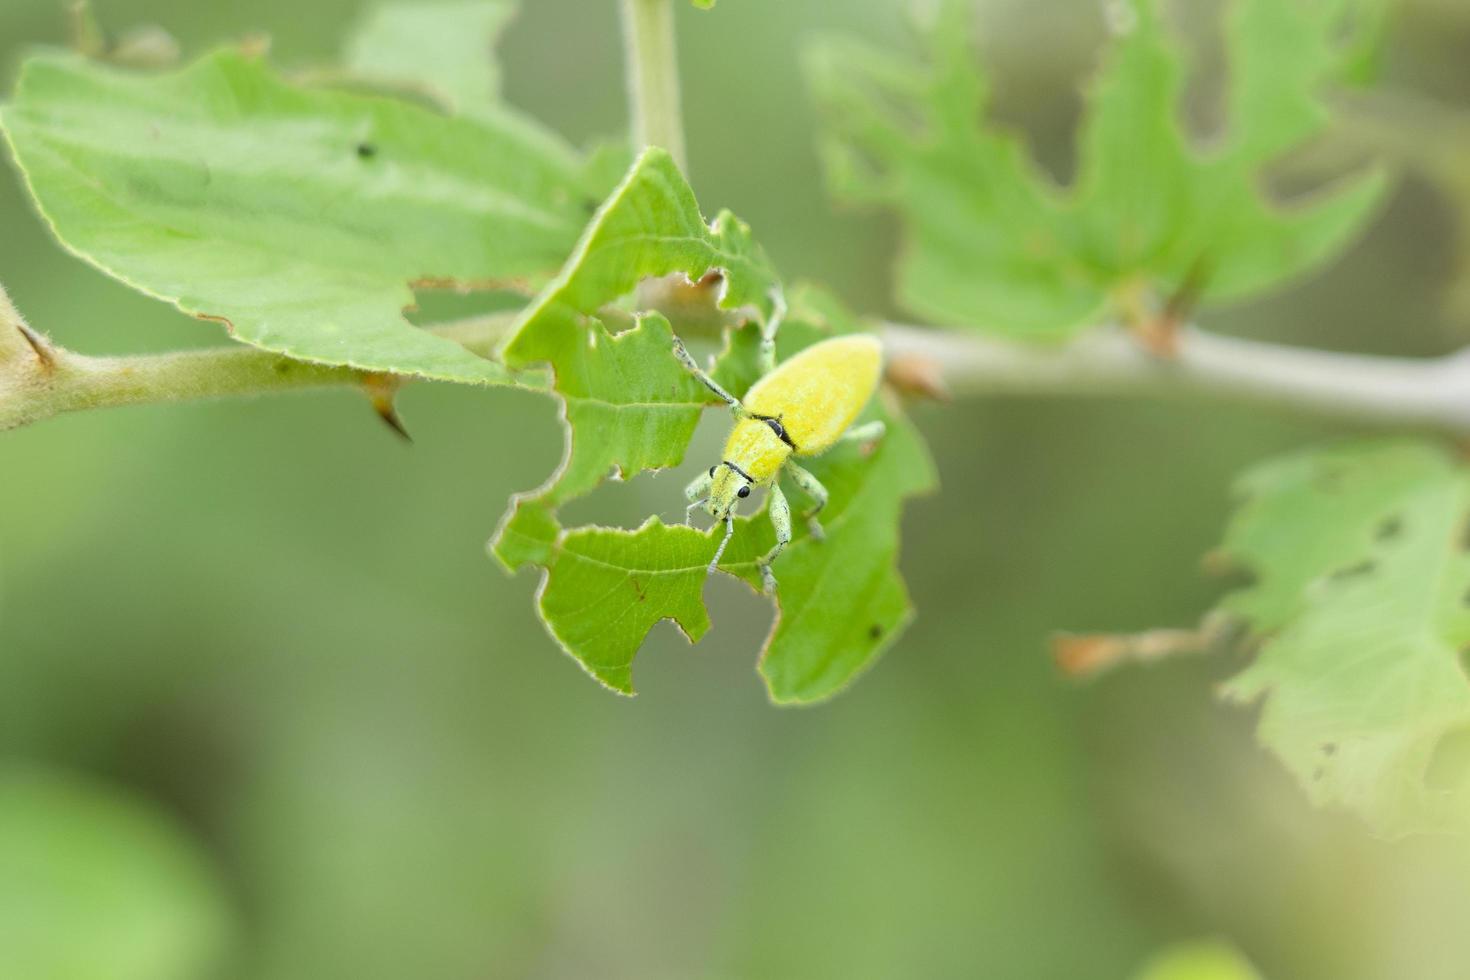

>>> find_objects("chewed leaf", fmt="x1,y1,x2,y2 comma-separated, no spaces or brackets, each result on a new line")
808,0,1387,339
1,50,598,381
501,374,935,701
345,1,515,114
493,168,934,700
493,146,780,523
1209,440,1470,835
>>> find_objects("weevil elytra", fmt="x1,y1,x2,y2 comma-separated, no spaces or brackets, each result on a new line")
674,327,886,594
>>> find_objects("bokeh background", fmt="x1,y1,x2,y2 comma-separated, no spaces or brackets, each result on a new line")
4,0,1470,977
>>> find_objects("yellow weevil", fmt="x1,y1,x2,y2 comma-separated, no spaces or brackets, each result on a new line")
674,318,885,594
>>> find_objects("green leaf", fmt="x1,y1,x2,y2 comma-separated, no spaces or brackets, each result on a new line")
0,765,235,980
492,157,934,699
1133,941,1263,980
1211,440,1470,836
496,146,781,512
808,0,1387,340
1,49,599,381
344,1,515,115
500,327,935,701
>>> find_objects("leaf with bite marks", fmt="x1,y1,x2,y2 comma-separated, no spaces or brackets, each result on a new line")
1212,440,1470,835
807,0,1387,339
503,379,934,701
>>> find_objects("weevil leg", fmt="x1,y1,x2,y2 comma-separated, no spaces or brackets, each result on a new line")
708,514,736,575
758,483,793,595
758,288,787,376
672,335,744,416
684,470,715,525
785,463,829,541
839,419,886,446
684,469,714,505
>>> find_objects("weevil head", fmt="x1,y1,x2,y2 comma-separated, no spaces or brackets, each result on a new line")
705,462,753,519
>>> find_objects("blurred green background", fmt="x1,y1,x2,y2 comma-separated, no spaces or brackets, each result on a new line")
4,0,1470,977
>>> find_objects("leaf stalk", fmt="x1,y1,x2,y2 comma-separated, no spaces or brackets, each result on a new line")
620,0,687,173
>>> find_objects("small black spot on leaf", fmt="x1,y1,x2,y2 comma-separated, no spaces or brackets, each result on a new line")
868,624,883,640
356,142,377,159
1328,559,1375,582
1375,515,1403,541
1321,742,1337,757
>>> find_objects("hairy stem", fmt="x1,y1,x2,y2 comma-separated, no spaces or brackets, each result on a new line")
881,322,1470,433
8,293,1470,435
0,312,518,432
620,0,686,172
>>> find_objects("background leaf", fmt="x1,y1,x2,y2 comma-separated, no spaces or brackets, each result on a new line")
1133,941,1263,980
807,0,1387,339
344,1,516,115
0,765,234,980
1,49,599,381
1210,440,1470,836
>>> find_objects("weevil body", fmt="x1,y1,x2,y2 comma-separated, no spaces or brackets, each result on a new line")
674,331,886,594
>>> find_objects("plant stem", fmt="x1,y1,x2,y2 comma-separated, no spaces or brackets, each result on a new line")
620,0,687,172
0,313,517,432
9,302,1470,436
881,322,1470,433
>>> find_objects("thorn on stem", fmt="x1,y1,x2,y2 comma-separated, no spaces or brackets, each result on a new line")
16,323,57,372
362,373,411,442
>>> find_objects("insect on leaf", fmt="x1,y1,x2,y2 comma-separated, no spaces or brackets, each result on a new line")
1,47,602,382
1208,440,1470,836
499,294,935,702
494,145,781,526
807,0,1388,340
492,158,934,699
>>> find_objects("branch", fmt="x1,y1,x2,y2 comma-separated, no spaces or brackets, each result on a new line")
0,308,518,432
881,321,1470,434
7,280,1470,436
620,0,687,172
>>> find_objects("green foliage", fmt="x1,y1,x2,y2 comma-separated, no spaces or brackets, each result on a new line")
1210,440,1470,836
1134,941,1262,980
497,146,780,513
1,47,600,382
494,148,934,700
500,312,934,702
344,0,516,114
807,0,1387,339
0,766,234,980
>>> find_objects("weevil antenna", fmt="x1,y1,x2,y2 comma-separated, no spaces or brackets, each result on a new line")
708,515,735,574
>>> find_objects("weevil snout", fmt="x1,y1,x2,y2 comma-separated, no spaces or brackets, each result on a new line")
704,461,753,518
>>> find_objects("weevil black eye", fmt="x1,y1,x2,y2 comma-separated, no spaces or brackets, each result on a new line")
737,485,751,498
709,466,717,478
